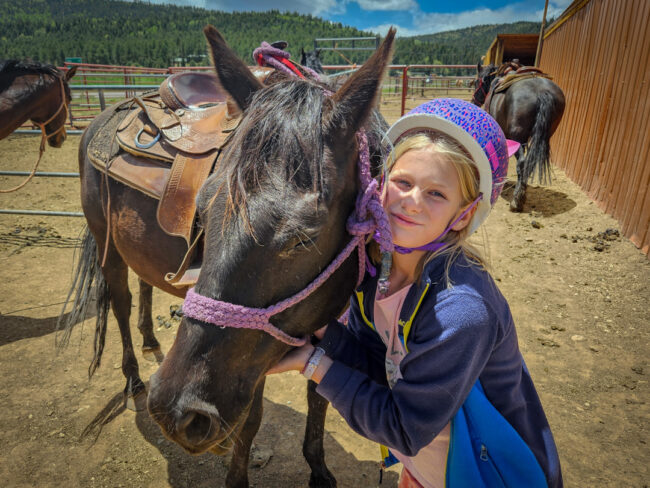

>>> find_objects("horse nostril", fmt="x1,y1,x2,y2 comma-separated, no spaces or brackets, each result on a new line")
178,410,217,445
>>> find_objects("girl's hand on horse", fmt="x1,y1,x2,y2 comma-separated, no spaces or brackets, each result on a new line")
266,343,315,375
266,342,333,383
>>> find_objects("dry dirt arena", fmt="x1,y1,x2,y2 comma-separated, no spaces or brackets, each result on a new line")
1,112,648,488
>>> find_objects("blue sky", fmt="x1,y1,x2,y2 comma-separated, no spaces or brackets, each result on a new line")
139,0,574,36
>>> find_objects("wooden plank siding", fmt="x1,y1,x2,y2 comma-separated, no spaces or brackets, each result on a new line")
539,0,650,255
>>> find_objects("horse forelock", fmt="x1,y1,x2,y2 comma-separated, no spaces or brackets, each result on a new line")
212,80,329,231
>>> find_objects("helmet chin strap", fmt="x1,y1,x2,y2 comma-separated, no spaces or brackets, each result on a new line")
394,193,483,254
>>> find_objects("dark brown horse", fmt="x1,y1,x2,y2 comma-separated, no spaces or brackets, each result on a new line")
62,25,394,487
0,60,76,146
472,62,565,211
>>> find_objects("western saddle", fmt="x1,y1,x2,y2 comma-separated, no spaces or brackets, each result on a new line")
484,65,552,111
87,68,274,288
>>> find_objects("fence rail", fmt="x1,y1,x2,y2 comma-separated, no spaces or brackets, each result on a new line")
14,62,476,134
5,61,477,218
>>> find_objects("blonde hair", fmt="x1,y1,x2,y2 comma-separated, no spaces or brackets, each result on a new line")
375,131,487,283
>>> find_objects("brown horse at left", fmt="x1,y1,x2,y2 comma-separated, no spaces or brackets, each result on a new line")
0,60,77,192
0,60,77,145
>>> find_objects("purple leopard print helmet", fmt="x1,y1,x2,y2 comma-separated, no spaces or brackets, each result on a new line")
383,98,520,235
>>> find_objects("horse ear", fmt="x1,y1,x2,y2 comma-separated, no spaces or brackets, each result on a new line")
271,40,288,50
300,48,306,64
323,27,396,140
65,66,77,81
477,61,482,74
316,49,321,57
204,25,263,111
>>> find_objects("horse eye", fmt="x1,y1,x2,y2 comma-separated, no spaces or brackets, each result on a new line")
280,234,318,258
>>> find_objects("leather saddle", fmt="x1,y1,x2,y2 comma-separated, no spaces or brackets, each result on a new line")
87,68,274,288
495,67,552,93
485,67,552,110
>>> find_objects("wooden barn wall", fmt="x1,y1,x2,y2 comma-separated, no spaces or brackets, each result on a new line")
539,0,650,255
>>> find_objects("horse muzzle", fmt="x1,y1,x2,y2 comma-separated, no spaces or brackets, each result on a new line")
147,372,235,455
48,130,66,148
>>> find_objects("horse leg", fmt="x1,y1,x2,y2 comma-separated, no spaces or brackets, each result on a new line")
100,243,147,411
137,279,164,363
304,380,336,487
510,146,527,212
225,380,266,488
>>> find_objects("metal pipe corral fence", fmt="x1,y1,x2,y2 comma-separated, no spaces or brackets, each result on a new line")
0,209,84,217
3,61,477,218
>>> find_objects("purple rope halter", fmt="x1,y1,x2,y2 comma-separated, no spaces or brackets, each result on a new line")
182,131,393,346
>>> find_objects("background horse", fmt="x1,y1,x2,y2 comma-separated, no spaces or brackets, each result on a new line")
472,62,565,211
0,60,76,146
301,47,324,74
63,25,394,488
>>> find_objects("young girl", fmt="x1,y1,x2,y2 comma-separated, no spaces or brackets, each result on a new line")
268,98,562,488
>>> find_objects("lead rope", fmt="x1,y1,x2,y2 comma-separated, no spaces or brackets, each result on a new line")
346,132,394,293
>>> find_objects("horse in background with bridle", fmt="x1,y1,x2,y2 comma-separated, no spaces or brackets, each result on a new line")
0,60,77,191
472,61,565,211
301,47,324,74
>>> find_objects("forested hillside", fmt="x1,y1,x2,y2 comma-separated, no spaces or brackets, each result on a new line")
0,0,540,68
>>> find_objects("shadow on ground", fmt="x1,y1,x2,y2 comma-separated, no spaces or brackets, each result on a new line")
0,308,95,346
500,181,577,217
79,386,398,487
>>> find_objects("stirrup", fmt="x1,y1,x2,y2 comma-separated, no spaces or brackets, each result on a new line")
135,128,161,149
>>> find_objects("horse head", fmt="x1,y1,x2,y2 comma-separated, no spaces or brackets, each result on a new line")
0,61,76,146
147,25,395,455
472,62,497,107
300,47,324,74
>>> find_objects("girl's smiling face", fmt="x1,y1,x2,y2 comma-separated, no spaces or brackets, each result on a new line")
384,147,472,250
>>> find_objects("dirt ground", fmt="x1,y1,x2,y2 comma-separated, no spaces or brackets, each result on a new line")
0,110,648,488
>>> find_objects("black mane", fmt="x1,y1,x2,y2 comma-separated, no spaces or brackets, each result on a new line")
0,60,63,79
216,77,386,224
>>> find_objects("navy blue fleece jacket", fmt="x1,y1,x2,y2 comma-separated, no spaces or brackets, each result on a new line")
315,252,563,488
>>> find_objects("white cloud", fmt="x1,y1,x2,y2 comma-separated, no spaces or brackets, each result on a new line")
129,0,574,34
355,0,417,11
364,23,418,37
377,1,573,37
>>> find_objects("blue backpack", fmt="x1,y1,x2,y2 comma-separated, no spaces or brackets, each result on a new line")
445,381,548,487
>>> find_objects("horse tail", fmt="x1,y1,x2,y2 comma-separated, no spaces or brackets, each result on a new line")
523,91,555,185
56,226,110,379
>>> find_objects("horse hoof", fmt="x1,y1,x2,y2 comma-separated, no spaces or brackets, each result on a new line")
309,472,337,488
125,389,148,412
509,199,524,212
142,346,164,363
